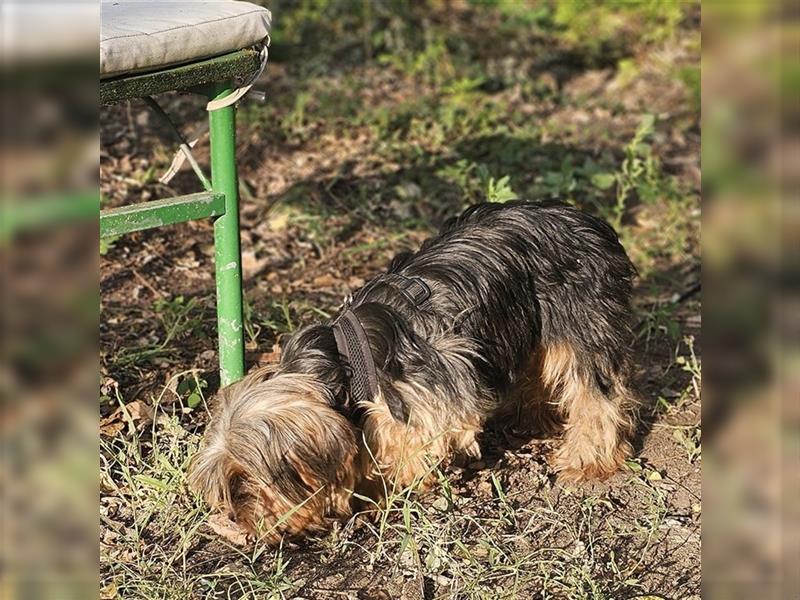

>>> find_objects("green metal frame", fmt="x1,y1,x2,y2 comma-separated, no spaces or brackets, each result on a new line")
99,192,225,238
100,50,261,105
100,51,256,386
208,83,245,385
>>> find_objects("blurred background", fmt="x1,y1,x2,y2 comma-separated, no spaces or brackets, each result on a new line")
2,1,98,599
1,1,797,598
702,2,798,598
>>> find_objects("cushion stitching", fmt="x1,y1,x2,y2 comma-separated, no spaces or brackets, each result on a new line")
101,9,269,42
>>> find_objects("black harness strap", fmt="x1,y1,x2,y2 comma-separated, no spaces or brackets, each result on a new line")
332,309,379,407
332,274,431,412
379,274,431,307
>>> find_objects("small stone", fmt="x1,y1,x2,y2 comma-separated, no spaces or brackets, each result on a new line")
647,470,663,481
432,496,449,511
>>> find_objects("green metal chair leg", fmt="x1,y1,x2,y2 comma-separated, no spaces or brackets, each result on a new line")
208,85,245,386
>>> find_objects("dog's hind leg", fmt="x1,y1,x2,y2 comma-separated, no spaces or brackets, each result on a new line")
540,342,637,481
499,352,562,436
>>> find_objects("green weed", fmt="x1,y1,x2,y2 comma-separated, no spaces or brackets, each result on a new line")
438,159,519,205
554,1,687,58
609,114,658,229
100,234,120,256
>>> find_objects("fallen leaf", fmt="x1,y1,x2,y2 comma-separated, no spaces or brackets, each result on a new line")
241,250,271,280
267,208,291,231
312,274,336,287
246,343,282,365
100,400,155,436
121,400,154,423
476,480,492,495
208,513,250,546
348,277,365,288
100,420,125,438
432,496,449,511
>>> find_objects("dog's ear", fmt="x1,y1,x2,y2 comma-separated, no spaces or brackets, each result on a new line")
286,452,324,493
279,415,360,519
187,444,234,511
285,417,359,493
189,425,266,518
225,465,250,508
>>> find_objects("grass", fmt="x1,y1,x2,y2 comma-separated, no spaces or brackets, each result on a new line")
100,1,701,598
101,399,686,598
100,401,666,599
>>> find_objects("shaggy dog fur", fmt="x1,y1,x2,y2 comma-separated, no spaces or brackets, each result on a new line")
189,201,639,542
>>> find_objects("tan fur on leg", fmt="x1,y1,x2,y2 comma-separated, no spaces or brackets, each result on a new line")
540,343,635,481
357,384,483,499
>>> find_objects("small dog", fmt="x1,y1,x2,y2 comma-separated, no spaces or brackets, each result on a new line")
189,201,638,542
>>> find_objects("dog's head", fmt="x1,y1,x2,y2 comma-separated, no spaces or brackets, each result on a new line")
188,367,358,543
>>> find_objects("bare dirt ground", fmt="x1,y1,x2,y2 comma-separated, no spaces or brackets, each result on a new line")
101,4,700,598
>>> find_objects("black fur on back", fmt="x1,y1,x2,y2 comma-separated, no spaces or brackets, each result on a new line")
279,201,636,423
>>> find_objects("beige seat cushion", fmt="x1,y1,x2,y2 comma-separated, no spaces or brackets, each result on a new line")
101,0,272,79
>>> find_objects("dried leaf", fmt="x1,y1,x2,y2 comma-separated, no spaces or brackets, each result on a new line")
100,420,125,438
241,250,271,280
100,400,155,437
207,513,250,546
312,274,336,287
246,343,281,365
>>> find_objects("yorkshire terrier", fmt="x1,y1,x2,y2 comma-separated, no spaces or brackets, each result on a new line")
189,201,639,543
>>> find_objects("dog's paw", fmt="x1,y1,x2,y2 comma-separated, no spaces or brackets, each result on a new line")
552,445,623,483
464,439,482,460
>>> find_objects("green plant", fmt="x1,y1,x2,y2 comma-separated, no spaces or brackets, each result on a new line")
554,1,686,55
242,296,263,349
637,299,680,349
100,234,120,256
537,156,584,200
591,114,659,229
175,372,208,409
482,173,518,203
438,160,518,204
670,424,702,463
154,295,203,341
281,90,312,137
678,64,701,114
259,300,296,335
379,30,456,87
676,335,701,404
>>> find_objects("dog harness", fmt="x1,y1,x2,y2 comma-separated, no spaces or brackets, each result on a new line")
376,274,432,307
332,274,431,410
332,309,379,410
